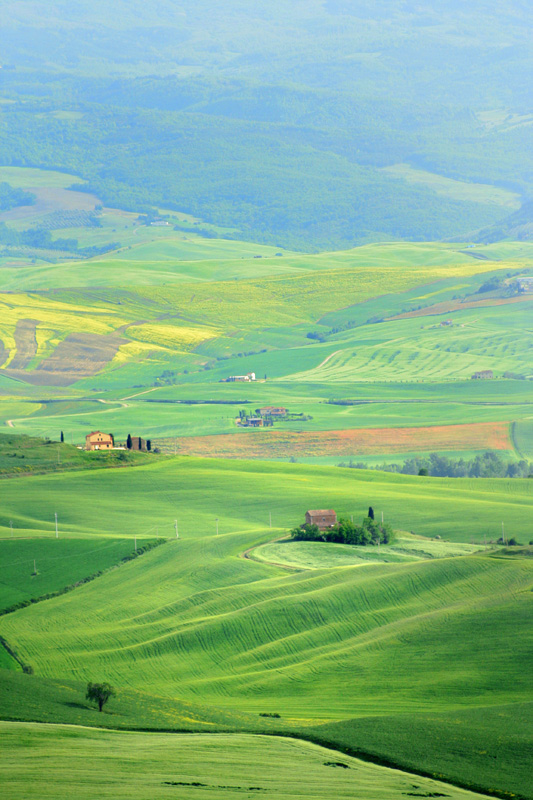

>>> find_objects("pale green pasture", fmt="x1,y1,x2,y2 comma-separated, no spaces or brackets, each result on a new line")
252,537,492,570
381,163,521,208
513,418,533,459
0,167,84,189
0,723,491,800
1,237,522,291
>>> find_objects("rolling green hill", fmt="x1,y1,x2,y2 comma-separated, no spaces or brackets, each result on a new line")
0,456,531,796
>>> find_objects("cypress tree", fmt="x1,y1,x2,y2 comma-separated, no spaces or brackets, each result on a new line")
60,431,64,443
126,434,132,450
368,506,374,520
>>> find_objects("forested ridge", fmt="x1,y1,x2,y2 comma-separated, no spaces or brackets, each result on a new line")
0,1,531,249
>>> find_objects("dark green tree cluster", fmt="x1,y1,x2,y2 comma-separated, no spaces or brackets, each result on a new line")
0,221,117,256
0,182,35,211
291,515,394,547
340,451,531,479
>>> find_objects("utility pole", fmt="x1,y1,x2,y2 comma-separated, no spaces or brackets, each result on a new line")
269,511,272,528
10,520,13,538
55,512,58,539
57,446,60,465
216,518,219,536
502,521,505,545
381,510,384,524
174,438,177,456
134,536,137,551
175,520,179,539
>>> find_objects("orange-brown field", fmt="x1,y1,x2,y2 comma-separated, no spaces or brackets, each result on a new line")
164,421,512,459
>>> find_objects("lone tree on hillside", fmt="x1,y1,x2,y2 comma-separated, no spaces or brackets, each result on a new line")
60,431,64,443
126,433,132,450
368,506,374,520
86,682,116,712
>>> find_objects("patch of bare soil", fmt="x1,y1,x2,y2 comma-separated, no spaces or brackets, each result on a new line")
34,331,126,384
0,338,9,368
387,294,530,321
4,330,126,386
8,318,39,369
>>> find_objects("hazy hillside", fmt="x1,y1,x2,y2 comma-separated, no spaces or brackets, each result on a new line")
1,1,531,249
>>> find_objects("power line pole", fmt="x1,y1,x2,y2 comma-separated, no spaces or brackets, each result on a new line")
175,520,179,539
55,512,58,539
269,511,272,528
57,446,60,465
502,521,505,545
216,518,219,536
174,438,177,456
134,536,137,551
381,510,384,525
10,520,13,538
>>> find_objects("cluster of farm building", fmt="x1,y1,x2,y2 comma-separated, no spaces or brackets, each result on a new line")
84,431,151,452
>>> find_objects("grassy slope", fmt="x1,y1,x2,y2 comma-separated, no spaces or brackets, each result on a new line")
0,459,532,797
0,537,151,611
5,542,529,716
1,722,494,800
251,538,491,570
1,534,531,797
1,457,532,542
0,433,157,476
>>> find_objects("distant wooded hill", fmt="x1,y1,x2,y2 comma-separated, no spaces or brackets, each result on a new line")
0,1,531,249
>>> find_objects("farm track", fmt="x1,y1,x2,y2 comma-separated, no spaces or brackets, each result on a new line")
241,535,300,571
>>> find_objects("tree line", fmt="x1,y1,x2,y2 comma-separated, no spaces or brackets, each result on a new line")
338,451,532,479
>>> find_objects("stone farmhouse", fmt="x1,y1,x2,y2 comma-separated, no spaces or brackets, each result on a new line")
85,431,114,451
471,370,494,380
305,509,337,530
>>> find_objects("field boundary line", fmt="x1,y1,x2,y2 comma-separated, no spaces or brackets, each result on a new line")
241,535,306,572
0,538,167,618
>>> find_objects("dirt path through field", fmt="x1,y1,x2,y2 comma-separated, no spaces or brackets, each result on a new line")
316,349,342,369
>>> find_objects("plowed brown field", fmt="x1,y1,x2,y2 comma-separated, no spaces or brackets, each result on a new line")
163,421,512,459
